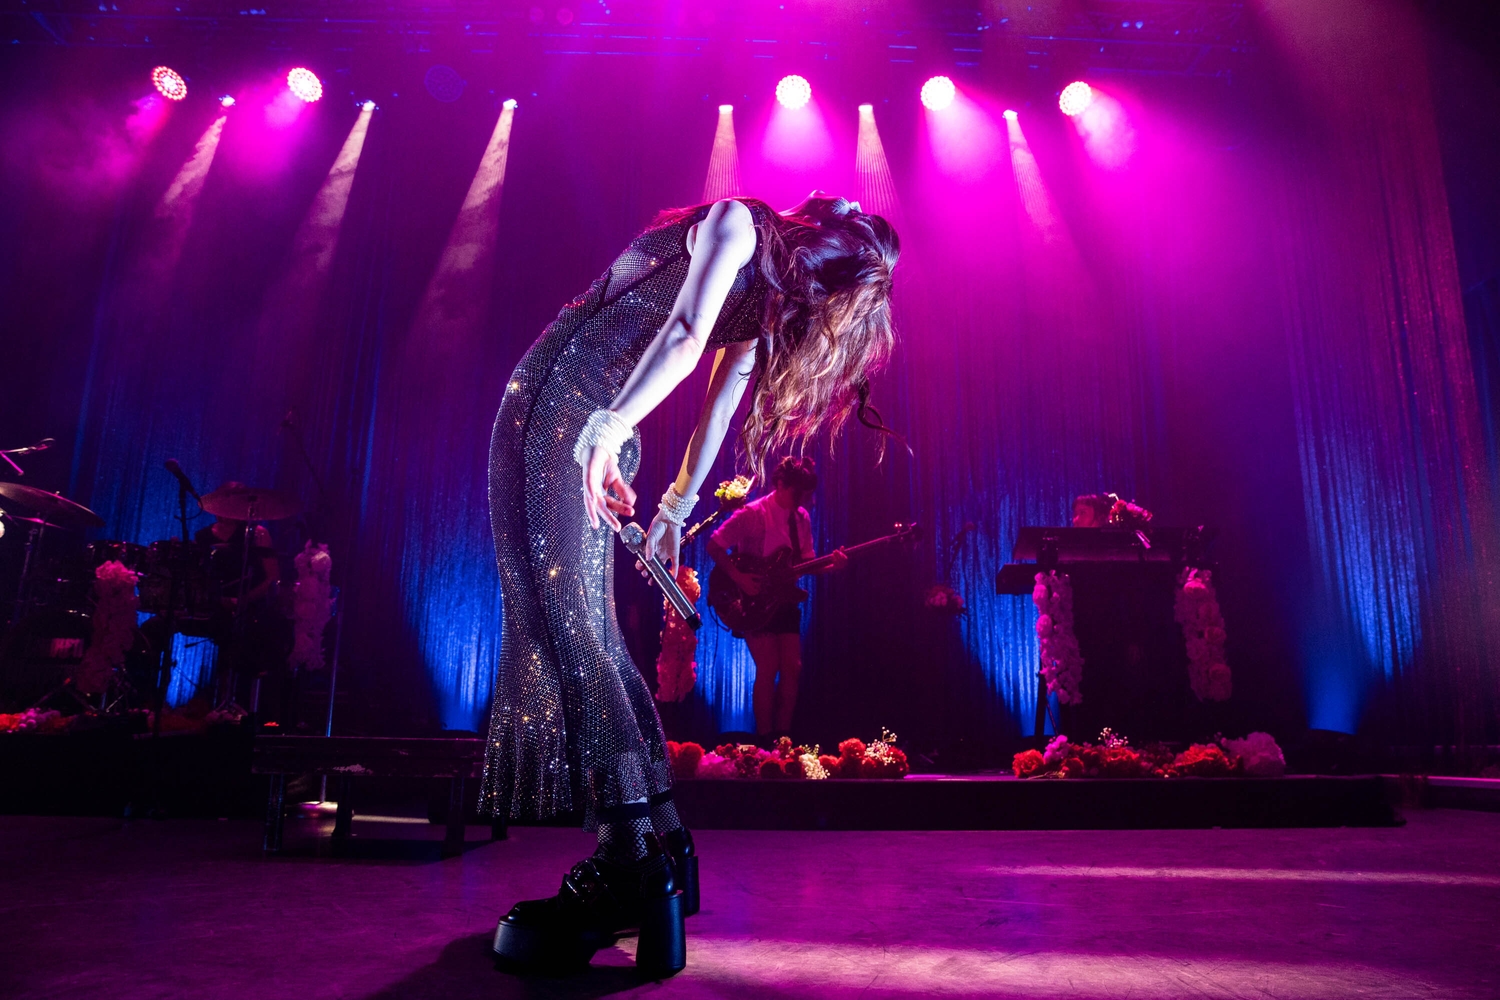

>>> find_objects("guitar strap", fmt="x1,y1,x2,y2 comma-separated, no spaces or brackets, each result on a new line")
787,503,801,560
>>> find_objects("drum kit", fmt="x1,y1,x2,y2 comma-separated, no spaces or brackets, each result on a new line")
0,475,303,712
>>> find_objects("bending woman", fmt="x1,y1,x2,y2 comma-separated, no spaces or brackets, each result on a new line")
482,194,898,975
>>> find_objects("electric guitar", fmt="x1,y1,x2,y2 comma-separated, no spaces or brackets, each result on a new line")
707,522,921,633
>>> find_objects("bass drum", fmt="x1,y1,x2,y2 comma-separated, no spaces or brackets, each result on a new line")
0,608,91,710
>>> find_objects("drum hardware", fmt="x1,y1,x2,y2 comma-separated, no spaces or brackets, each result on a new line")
0,485,105,627
0,436,55,478
196,485,302,717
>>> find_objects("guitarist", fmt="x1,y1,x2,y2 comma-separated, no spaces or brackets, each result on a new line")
705,456,847,738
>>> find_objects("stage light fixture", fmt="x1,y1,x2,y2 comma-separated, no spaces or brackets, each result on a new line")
858,103,873,113
152,66,188,101
502,98,518,110
219,95,236,108
1002,108,1019,122
920,76,956,111
1059,81,1094,117
776,74,812,110
287,67,323,103
719,104,734,113
361,99,377,111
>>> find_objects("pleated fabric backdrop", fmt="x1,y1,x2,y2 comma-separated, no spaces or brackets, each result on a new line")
2,6,1496,752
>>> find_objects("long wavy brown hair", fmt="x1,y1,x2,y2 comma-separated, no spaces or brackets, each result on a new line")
655,194,901,479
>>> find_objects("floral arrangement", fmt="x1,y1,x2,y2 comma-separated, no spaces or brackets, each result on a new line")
1175,567,1232,701
1222,731,1286,776
0,708,69,734
289,542,334,672
75,560,140,695
1106,494,1154,531
1012,729,1283,779
655,565,701,703
713,475,754,506
1033,571,1084,704
924,583,966,616
668,729,909,780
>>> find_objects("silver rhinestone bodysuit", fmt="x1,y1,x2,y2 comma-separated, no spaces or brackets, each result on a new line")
480,202,771,825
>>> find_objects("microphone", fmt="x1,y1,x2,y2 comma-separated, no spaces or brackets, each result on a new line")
163,459,202,501
3,438,54,456
618,522,702,631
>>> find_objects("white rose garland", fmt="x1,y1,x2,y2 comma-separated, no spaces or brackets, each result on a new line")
1033,570,1085,705
290,541,334,671
1175,567,1232,701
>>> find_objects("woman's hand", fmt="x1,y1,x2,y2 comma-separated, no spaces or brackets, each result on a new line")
581,445,636,531
636,513,682,583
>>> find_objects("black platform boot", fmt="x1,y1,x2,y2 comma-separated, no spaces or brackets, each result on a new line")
492,843,686,977
659,827,699,918
648,790,699,918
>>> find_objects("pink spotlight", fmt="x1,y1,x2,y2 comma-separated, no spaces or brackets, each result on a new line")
1002,108,1019,122
1058,81,1094,117
920,76,956,111
776,75,812,110
287,67,323,103
152,66,188,101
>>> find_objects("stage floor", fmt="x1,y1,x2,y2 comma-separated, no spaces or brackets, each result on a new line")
3,809,1497,999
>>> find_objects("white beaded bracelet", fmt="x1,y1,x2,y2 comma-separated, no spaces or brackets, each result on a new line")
657,484,699,527
573,409,634,469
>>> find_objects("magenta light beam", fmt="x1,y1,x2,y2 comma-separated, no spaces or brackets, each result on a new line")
137,114,227,302
253,102,376,352
855,104,901,220
1069,85,1136,169
702,105,742,202
1005,114,1062,244
393,99,520,722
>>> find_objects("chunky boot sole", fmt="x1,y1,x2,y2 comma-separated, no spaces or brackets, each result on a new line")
492,895,685,977
677,855,700,918
634,890,686,977
492,917,605,970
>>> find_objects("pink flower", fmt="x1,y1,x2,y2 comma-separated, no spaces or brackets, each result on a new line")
1043,734,1071,765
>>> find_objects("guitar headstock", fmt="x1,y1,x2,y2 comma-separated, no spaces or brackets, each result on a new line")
892,522,923,546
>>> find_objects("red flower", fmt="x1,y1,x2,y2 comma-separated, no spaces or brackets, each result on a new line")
1012,749,1046,778
864,746,909,778
782,757,806,779
669,741,705,781
838,738,866,760
1098,745,1144,778
758,758,785,780
1171,743,1235,777
819,754,841,777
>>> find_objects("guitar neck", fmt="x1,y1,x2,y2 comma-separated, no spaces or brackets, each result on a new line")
790,530,906,575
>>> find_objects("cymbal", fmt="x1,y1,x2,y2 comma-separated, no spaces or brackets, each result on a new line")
9,515,71,531
0,483,105,530
200,485,302,522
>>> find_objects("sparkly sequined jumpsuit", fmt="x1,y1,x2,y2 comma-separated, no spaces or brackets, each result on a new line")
480,203,772,826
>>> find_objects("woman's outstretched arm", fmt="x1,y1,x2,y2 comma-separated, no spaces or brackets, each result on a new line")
642,338,757,568
581,198,757,530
